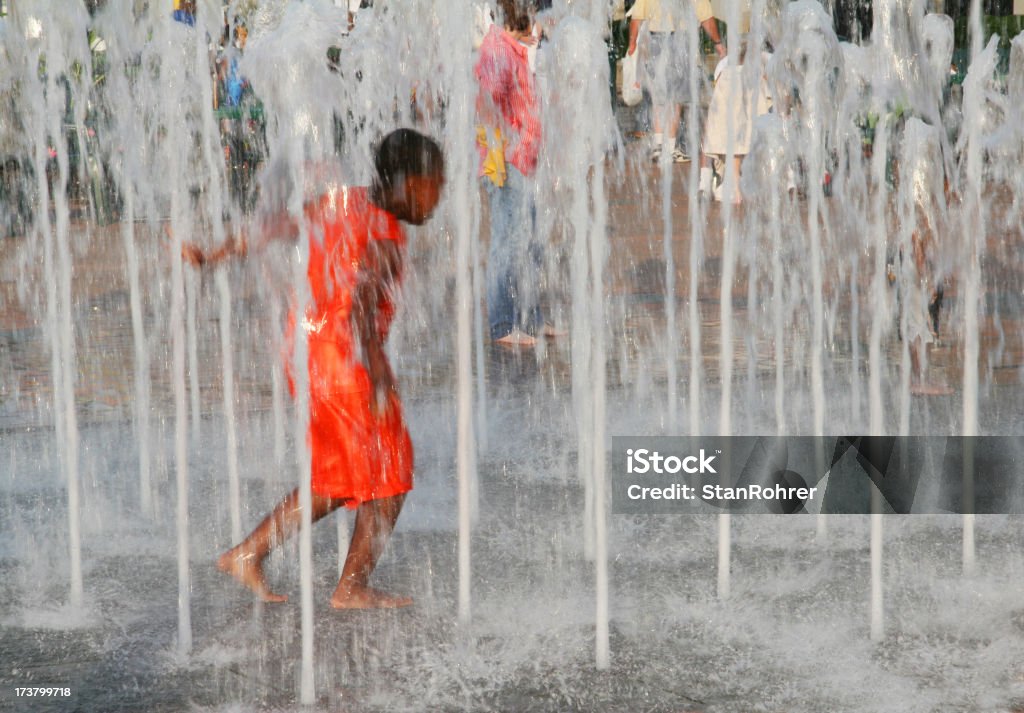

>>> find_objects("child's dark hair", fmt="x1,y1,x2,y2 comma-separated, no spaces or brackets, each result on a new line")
497,0,535,34
372,129,444,195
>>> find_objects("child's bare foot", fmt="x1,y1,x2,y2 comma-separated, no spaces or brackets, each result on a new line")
330,584,413,609
217,550,288,602
494,329,537,347
911,381,953,396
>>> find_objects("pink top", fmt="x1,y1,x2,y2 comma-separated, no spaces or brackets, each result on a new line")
474,24,541,177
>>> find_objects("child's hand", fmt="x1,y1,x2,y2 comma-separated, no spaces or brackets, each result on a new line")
181,243,206,267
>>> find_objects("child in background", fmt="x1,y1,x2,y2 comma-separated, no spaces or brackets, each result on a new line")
699,37,771,203
172,0,196,26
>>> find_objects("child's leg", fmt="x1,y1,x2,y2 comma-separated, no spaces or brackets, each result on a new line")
909,335,952,396
909,337,930,394
665,102,681,148
218,488,347,601
331,493,410,609
907,222,951,395
699,151,712,193
731,155,743,203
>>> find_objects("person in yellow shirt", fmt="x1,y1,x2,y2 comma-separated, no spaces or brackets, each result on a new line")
626,0,725,163
172,0,196,26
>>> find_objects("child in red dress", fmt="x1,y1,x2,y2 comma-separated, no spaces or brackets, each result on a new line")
185,129,444,608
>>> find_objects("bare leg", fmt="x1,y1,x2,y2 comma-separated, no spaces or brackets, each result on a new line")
218,488,347,602
699,152,713,195
729,156,743,204
651,103,683,154
910,337,952,396
665,102,681,146
652,103,665,138
331,493,411,609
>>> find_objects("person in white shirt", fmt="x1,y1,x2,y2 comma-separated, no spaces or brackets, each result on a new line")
625,0,725,163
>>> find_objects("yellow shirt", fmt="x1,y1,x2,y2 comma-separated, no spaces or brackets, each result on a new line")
627,0,714,33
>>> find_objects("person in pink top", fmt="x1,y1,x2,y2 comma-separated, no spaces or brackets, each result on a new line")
475,0,546,347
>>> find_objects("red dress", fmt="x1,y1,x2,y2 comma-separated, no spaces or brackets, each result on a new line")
292,187,413,506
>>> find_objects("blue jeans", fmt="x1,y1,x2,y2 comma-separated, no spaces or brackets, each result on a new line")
484,165,542,339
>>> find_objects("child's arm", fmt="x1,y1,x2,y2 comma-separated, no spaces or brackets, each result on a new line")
351,239,402,416
181,209,301,268
627,17,641,55
182,234,247,267
911,209,934,277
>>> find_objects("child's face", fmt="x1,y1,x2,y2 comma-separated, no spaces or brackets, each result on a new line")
399,172,445,226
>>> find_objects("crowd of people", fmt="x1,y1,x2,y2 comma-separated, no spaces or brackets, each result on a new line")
473,0,771,344
470,0,971,396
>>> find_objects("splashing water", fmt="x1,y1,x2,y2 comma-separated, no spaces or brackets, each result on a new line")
2,0,1024,710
